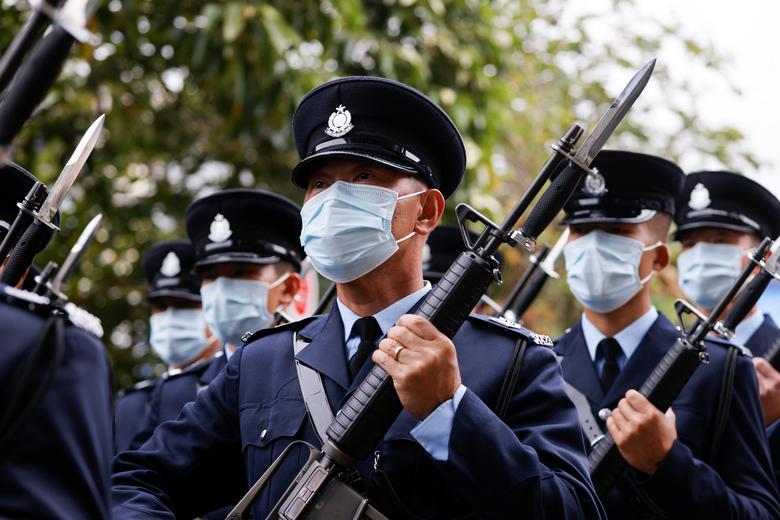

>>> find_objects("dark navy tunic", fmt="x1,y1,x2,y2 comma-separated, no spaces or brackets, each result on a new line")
555,313,780,518
0,286,113,519
112,306,605,519
115,380,155,454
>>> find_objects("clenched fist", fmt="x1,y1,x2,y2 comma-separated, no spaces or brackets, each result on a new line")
606,389,677,476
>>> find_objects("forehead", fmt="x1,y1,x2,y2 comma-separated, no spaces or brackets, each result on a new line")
678,227,751,243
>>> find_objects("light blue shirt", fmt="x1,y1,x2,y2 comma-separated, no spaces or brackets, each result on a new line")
336,281,466,461
733,309,765,347
581,307,659,376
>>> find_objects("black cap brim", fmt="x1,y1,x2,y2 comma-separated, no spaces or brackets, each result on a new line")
148,289,202,302
292,148,419,188
562,208,658,226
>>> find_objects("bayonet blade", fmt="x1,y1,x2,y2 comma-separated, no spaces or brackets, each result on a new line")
538,227,570,278
50,212,102,295
574,58,656,166
36,113,104,225
35,0,102,44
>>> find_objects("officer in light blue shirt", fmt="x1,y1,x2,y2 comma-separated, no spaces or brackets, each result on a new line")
112,76,603,519
554,151,780,518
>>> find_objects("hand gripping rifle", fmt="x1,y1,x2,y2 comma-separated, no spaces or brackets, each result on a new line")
226,58,656,520
497,227,569,322
588,237,773,496
0,114,104,287
0,0,102,161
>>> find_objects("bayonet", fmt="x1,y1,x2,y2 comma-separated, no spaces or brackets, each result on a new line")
573,59,656,168
48,213,101,299
33,0,102,45
35,114,104,228
0,115,104,287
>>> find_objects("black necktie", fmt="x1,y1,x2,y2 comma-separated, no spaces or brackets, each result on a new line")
348,316,382,380
597,337,622,393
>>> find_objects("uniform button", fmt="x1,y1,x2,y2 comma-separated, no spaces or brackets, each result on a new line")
598,408,612,421
260,429,267,440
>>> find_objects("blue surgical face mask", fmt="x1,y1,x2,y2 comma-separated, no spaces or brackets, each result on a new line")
200,274,289,347
677,242,744,310
149,308,209,367
300,181,424,283
564,230,660,313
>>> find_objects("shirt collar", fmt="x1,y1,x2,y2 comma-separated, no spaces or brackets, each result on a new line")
733,309,765,347
337,281,432,342
581,306,659,362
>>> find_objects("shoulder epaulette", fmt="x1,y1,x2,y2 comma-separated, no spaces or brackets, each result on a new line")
466,313,554,347
241,315,320,346
161,350,226,381
0,286,104,338
117,377,157,397
705,335,752,357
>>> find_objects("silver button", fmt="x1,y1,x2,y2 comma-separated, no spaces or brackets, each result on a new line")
260,428,267,440
598,408,612,421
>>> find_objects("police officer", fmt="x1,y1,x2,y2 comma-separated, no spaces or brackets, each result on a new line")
112,77,603,519
554,150,780,518
114,240,217,453
673,171,780,483
0,162,112,518
674,171,780,354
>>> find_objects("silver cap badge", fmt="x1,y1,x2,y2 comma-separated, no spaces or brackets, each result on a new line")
688,182,711,210
208,213,233,242
582,168,607,196
160,251,181,277
325,104,354,137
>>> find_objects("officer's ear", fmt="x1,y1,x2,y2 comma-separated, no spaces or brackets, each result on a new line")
415,188,445,237
652,243,671,272
277,272,302,305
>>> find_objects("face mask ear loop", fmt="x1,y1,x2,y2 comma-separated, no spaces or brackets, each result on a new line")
268,271,292,289
395,231,416,245
639,241,663,285
397,189,427,201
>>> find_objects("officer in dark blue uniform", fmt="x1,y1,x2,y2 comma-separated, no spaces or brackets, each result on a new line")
554,151,780,518
112,77,603,519
126,196,305,448
114,240,216,453
673,171,780,486
673,171,780,356
0,162,113,518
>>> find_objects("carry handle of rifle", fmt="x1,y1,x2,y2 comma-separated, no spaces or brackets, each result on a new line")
0,221,46,286
517,160,590,249
0,25,75,147
325,251,497,462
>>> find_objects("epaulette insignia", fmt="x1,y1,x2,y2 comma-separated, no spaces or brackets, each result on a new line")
242,316,319,346
64,302,104,338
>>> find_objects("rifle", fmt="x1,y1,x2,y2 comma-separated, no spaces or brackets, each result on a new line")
0,0,65,93
718,237,780,368
498,228,569,322
0,0,102,160
588,237,773,495
226,58,656,520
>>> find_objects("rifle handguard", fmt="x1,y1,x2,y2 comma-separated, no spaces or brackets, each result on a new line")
518,162,587,246
0,25,75,147
721,270,773,333
325,251,496,461
1,221,47,286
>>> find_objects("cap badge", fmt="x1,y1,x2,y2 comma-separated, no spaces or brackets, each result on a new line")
325,104,354,137
208,213,232,242
688,182,711,210
582,169,607,196
160,252,181,277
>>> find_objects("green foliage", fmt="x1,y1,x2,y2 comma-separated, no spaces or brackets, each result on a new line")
0,0,744,388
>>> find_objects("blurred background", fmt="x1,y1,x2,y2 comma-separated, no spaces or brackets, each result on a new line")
0,0,777,389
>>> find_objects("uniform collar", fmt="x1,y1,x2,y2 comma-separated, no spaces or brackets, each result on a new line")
733,309,765,347
581,307,659,363
336,281,431,344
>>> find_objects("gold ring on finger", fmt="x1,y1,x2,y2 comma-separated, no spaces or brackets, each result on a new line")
392,344,405,361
